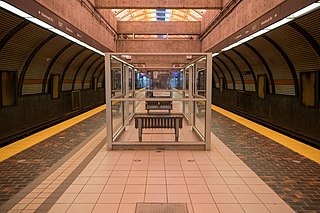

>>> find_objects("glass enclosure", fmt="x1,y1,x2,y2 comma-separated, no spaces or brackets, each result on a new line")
105,53,212,151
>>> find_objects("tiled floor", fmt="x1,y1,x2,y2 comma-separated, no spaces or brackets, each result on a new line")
2,128,294,213
0,104,318,212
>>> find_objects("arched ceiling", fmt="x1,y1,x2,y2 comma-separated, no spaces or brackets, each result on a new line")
112,9,206,21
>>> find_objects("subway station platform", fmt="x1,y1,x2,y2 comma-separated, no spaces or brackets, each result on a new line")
0,106,319,213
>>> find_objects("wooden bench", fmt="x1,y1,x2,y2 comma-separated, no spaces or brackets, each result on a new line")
134,113,183,142
145,101,172,114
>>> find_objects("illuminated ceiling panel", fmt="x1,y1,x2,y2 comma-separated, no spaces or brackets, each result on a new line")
112,9,206,21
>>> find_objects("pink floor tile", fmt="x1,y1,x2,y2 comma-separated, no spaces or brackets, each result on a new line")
248,184,275,194
166,177,185,185
234,193,261,204
126,177,147,185
56,194,77,204
129,170,148,177
211,194,238,204
73,194,100,204
65,185,84,194
256,194,285,204
242,177,265,185
66,204,95,213
204,177,225,184
223,177,245,185
228,185,253,194
190,194,214,204
219,170,239,177
146,185,167,193
201,170,221,178
192,204,219,213
118,204,136,213
92,170,112,177
264,203,295,213
240,204,270,213
167,185,188,194
149,164,165,170
216,204,245,213
107,177,127,184
187,185,210,194
236,170,258,178
167,193,191,203
165,165,182,171
72,177,89,185
48,204,70,213
183,170,202,177
92,204,119,213
80,185,104,194
87,177,108,185
124,185,146,193
185,177,206,185
111,170,130,177
144,194,167,202
148,171,165,177
97,194,122,204
147,177,166,185
102,184,125,193
165,170,184,177
121,194,144,203
208,185,231,194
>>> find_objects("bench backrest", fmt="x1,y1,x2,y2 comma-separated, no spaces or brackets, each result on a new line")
135,116,182,129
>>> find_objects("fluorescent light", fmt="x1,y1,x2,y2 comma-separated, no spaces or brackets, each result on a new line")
287,2,320,19
0,1,31,18
222,42,241,51
217,2,320,53
0,1,105,56
264,18,291,30
212,53,219,57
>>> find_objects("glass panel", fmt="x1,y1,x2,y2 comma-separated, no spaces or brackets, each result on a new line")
112,100,123,136
128,67,133,91
195,58,206,97
194,100,206,137
184,93,190,119
128,93,134,118
111,58,122,97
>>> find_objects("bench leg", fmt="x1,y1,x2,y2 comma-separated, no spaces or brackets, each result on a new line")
138,119,142,142
175,119,179,142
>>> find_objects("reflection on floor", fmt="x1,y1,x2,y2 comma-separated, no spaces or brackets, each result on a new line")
115,100,204,143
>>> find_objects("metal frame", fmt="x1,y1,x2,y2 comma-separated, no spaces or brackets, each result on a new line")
221,53,245,91
18,34,56,96
72,52,96,90
215,57,235,89
244,43,275,94
42,42,74,93
231,49,257,92
60,48,87,91
262,35,299,96
105,53,212,151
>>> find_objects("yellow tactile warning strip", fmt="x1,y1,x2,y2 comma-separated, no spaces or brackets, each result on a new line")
211,105,320,164
0,105,106,162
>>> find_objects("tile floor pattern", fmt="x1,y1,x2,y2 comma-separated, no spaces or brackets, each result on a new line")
5,131,295,213
210,110,320,212
0,110,106,206
0,107,318,212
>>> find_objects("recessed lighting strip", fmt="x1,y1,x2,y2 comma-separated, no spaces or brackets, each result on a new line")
0,1,105,56
214,1,320,55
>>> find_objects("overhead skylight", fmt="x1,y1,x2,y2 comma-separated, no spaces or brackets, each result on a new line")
112,9,206,21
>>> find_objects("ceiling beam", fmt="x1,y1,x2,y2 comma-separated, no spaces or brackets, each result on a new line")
94,0,222,9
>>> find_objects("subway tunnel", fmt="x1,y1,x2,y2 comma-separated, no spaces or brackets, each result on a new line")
0,0,319,212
